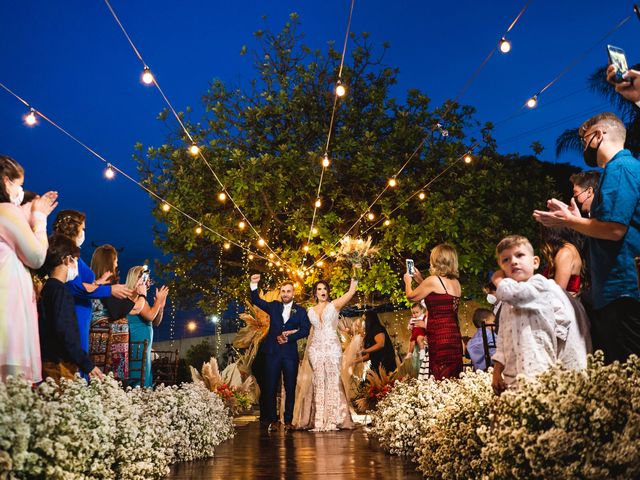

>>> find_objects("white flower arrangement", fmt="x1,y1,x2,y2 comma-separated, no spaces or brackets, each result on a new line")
0,375,234,479
371,353,640,479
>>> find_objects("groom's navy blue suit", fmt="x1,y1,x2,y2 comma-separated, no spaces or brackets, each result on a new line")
250,288,310,424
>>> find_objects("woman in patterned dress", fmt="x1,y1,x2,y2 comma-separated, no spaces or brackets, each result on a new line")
404,244,463,380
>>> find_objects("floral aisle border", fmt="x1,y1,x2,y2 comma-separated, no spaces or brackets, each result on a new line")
371,353,640,479
0,376,235,479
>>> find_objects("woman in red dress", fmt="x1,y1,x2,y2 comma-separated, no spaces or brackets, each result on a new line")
540,226,584,296
404,244,463,380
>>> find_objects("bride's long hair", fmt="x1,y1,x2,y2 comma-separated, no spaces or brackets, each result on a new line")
312,280,332,303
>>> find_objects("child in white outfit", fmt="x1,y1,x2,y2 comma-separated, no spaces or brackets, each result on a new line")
491,235,588,394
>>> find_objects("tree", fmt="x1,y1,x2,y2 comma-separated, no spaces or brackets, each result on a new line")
136,14,574,314
556,65,640,158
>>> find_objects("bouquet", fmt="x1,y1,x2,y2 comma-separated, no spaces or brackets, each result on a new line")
337,236,379,279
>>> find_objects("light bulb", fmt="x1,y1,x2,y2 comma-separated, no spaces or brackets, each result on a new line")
104,164,115,179
258,238,265,247
312,227,318,235
526,95,538,109
418,191,426,200
223,242,231,250
141,67,154,85
189,144,200,156
195,225,203,235
276,261,281,266
315,198,322,208
303,245,309,252
218,192,227,202
317,261,324,267
279,267,284,272
464,154,473,164
161,203,170,212
388,177,397,187
268,262,273,267
335,81,346,97
384,219,391,226
499,37,512,54
24,109,37,126
248,254,254,260
238,221,246,230
367,212,375,221
329,251,336,257
269,253,274,259
322,153,330,168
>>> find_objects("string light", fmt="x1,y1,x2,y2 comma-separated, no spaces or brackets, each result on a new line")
218,192,227,202
303,245,309,252
24,108,37,126
223,242,231,250
161,203,170,212
388,177,397,187
195,225,203,235
141,66,154,85
276,261,281,266
329,251,336,257
312,227,318,235
258,238,266,247
238,220,246,230
189,144,200,156
526,95,538,108
499,37,512,53
248,254,254,260
418,191,426,200
335,80,346,97
269,253,274,259
322,153,330,168
317,261,324,267
367,212,375,221
464,153,473,164
104,164,115,179
187,321,197,332
384,219,391,226
315,198,322,208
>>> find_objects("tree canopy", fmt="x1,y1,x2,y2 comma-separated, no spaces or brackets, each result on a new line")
136,14,577,315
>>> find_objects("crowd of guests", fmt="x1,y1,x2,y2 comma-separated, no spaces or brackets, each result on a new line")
0,154,168,386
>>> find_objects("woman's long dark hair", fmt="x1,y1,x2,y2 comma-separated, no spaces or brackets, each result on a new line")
364,310,385,346
539,226,585,279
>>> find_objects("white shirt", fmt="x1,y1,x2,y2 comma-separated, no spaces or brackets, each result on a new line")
250,282,293,324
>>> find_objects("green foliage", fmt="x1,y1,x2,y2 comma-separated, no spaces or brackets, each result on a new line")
185,340,216,370
135,14,576,312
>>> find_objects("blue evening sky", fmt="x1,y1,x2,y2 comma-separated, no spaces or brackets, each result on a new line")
1,1,637,338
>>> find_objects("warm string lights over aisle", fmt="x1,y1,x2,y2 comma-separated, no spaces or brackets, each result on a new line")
0,81,273,265
304,1,531,273
103,0,291,270
300,0,356,270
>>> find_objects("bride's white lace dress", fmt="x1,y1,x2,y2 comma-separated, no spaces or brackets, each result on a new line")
306,301,353,431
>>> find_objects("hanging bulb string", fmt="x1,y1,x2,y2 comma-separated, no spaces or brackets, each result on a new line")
0,81,273,263
301,0,356,269
533,13,632,100
103,0,290,269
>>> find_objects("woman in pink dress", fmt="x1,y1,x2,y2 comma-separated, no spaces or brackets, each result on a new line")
0,155,58,382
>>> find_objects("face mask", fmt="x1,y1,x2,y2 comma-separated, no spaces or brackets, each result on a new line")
583,134,602,167
76,230,85,247
486,294,497,305
66,260,79,282
7,179,24,207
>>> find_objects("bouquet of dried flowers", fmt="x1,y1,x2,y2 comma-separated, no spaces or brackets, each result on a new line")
337,236,379,279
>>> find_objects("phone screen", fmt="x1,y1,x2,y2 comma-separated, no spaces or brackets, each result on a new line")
406,259,415,276
607,45,628,81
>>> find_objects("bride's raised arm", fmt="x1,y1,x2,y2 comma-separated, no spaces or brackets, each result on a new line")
333,277,358,312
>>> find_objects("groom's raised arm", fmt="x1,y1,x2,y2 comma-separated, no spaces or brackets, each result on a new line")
287,309,310,342
249,274,271,313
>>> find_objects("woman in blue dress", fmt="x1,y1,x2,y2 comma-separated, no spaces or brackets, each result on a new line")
125,265,169,387
53,211,132,354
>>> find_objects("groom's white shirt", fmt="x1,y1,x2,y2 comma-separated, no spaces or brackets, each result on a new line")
251,282,292,323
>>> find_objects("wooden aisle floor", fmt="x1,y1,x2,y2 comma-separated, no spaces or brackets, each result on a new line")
165,420,423,480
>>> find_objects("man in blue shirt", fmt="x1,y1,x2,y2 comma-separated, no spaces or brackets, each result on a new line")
534,112,640,363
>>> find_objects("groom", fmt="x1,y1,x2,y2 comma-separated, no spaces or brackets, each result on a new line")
250,274,310,432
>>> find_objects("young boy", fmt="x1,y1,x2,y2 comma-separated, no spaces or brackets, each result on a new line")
405,302,427,360
466,308,497,371
38,234,103,381
491,235,587,395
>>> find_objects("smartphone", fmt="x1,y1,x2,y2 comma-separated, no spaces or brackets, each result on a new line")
607,45,629,83
406,259,415,276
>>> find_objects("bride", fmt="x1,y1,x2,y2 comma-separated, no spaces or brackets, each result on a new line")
292,277,358,431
